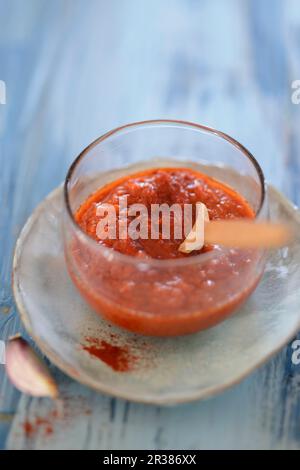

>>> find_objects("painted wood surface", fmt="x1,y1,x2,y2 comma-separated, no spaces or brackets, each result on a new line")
1,0,300,449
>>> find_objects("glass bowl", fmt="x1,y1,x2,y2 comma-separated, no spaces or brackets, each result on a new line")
63,120,267,336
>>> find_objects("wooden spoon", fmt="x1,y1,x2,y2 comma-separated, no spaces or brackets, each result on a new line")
179,203,293,252
204,220,293,249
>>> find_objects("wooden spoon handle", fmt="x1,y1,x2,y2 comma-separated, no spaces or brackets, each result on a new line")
204,220,293,248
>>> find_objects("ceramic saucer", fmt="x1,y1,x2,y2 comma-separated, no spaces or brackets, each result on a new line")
12,186,300,404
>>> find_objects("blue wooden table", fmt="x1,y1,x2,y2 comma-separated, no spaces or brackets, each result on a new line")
1,0,300,449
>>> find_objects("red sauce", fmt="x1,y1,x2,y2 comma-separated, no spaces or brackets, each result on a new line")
66,167,264,336
75,168,254,259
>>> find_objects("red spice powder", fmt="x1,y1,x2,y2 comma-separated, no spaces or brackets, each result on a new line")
45,425,53,436
23,417,53,437
82,336,137,372
21,396,92,440
23,421,34,437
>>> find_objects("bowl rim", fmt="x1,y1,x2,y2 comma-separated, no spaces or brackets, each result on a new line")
64,119,266,267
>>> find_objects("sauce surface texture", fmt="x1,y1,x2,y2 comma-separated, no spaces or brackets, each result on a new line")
75,167,254,258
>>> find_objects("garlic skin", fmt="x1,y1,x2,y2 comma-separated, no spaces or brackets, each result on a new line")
5,336,58,398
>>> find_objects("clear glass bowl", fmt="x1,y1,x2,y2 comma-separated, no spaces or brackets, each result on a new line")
63,120,267,336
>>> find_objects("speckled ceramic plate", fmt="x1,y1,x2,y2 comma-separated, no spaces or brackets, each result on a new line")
12,185,300,405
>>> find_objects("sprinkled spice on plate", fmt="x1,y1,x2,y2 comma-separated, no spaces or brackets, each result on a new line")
82,336,137,372
23,417,53,437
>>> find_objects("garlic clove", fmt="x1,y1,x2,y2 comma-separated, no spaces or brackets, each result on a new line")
179,202,210,253
5,336,58,398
